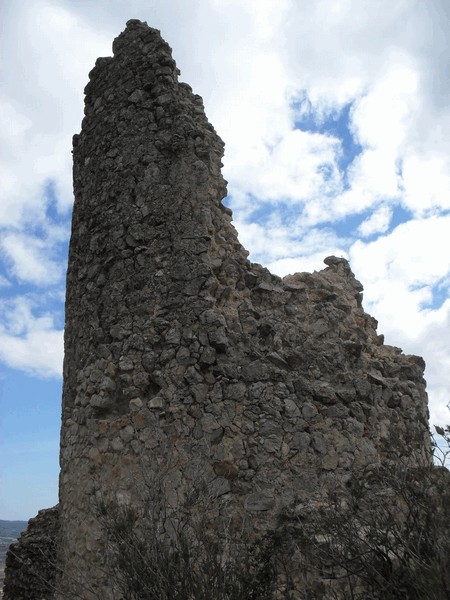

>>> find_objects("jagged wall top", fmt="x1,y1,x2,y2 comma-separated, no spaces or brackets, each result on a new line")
65,19,246,409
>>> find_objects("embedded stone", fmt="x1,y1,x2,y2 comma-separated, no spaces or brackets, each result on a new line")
245,492,275,512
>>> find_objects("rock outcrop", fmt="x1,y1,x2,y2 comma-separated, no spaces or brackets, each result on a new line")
5,20,434,599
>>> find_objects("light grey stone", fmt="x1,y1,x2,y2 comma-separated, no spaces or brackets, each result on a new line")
245,492,275,511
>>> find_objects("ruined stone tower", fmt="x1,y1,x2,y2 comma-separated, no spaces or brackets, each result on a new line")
54,19,433,598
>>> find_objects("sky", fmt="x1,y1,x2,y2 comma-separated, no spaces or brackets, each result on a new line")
0,0,449,520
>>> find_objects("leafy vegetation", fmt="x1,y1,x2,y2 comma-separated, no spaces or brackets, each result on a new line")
94,456,449,599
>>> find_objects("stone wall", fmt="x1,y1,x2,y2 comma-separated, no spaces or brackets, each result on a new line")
2,19,432,599
3,507,58,600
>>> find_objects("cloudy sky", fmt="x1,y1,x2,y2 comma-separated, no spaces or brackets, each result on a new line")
1,0,449,520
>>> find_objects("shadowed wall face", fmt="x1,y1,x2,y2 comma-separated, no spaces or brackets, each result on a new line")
57,19,431,599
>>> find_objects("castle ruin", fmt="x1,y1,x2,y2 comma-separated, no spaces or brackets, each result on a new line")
4,20,437,600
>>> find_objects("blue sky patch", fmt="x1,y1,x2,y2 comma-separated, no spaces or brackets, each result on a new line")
389,204,413,231
293,98,363,178
317,211,365,238
0,367,61,518
422,279,450,311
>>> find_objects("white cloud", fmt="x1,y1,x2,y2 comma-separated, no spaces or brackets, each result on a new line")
351,216,450,291
358,206,392,237
228,129,343,210
346,149,401,202
351,65,418,151
268,250,348,277
0,99,33,154
1,233,64,286
0,298,63,378
401,155,450,215
0,0,112,229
